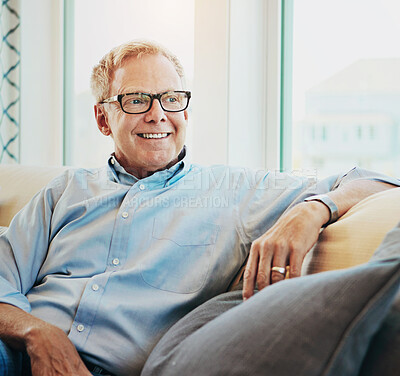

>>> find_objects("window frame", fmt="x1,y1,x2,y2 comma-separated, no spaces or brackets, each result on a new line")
63,0,74,165
280,0,294,172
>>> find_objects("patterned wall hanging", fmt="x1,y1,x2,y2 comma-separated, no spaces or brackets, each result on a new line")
0,0,20,164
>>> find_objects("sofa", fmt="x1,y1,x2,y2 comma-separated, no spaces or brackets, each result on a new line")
0,164,399,375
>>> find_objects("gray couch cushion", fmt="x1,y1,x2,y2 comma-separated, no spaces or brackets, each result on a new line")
358,293,400,376
142,254,400,375
358,223,400,376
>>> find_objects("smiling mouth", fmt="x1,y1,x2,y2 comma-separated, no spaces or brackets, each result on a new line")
138,133,170,139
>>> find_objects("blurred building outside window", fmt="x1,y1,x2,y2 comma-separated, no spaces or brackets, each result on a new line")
291,0,400,179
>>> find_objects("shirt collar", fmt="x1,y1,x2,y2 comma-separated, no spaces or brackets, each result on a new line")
107,146,191,187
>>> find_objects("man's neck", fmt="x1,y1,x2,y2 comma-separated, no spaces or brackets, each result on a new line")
123,158,180,179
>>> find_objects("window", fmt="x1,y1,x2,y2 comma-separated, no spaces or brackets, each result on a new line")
286,0,400,178
22,0,399,177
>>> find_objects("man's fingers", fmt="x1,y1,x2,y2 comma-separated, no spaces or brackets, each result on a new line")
242,245,259,300
255,251,272,290
289,251,303,278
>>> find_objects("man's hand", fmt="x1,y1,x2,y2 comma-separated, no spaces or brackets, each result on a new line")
26,322,92,376
242,179,396,300
242,201,330,300
0,303,91,376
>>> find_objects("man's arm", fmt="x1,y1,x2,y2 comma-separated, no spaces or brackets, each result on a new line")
0,303,91,376
0,172,91,375
242,180,397,300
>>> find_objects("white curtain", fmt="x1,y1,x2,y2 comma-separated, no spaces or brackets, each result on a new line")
0,0,20,164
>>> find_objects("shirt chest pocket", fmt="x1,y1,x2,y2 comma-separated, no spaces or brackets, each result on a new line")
140,217,220,294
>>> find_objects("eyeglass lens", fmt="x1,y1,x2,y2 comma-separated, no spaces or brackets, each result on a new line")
121,92,188,114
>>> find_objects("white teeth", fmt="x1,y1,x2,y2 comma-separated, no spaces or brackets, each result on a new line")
141,133,168,139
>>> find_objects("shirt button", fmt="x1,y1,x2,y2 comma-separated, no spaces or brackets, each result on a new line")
122,211,129,219
110,158,115,165
92,284,99,291
77,324,85,332
112,258,120,266
139,184,145,190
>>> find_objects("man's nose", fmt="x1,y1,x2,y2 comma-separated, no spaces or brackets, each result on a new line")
144,98,167,123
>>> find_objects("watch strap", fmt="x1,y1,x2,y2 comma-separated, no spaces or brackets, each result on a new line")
304,194,339,227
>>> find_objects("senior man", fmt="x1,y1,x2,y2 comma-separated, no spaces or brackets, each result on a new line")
0,40,399,376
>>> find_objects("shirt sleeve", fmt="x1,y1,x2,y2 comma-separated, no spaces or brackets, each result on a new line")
234,167,400,245
287,166,400,207
0,173,67,312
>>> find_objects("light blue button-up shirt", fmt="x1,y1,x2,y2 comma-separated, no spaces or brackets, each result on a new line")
0,150,398,375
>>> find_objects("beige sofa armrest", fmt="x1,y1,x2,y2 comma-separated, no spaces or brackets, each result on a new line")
0,164,67,226
302,187,400,275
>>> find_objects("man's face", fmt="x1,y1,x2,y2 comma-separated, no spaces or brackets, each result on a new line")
95,54,188,178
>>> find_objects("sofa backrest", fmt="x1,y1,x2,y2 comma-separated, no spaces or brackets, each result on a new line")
302,187,400,275
0,164,67,226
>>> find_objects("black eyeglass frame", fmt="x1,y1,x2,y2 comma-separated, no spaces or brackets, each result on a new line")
101,90,192,114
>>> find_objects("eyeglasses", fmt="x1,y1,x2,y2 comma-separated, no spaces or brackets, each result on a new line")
101,91,191,114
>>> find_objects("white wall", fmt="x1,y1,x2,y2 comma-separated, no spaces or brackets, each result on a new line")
192,0,230,166
20,0,63,165
193,0,281,169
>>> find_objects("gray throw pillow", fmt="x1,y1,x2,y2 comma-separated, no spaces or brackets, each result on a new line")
142,256,400,376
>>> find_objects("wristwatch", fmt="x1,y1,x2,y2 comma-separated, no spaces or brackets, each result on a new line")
304,194,339,227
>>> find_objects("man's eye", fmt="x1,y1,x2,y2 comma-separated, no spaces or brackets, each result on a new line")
131,99,144,104
126,96,148,105
165,96,178,103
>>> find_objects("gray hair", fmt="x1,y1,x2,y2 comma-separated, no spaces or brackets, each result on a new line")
90,39,186,102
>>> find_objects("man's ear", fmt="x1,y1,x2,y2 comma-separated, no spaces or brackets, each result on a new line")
184,109,189,122
94,104,112,136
